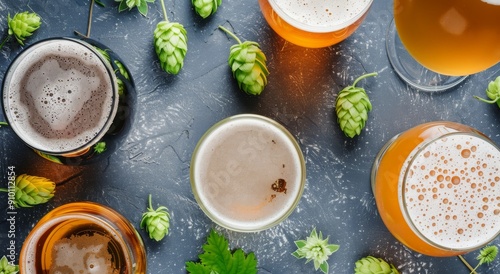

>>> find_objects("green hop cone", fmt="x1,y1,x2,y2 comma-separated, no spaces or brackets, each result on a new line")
116,0,155,16
7,12,41,45
335,72,377,138
219,26,269,96
13,174,55,208
154,21,188,75
0,256,19,274
140,194,170,241
474,76,500,108
192,0,222,19
354,256,399,274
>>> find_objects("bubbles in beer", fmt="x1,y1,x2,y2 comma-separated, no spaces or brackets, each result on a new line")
3,39,116,153
274,0,371,29
402,134,500,249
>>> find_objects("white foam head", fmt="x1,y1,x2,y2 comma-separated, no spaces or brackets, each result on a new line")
2,38,117,154
191,115,306,232
270,0,373,32
401,133,500,250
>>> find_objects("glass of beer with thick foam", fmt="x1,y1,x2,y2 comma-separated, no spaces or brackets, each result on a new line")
387,0,500,91
258,0,373,48
19,202,146,273
371,121,500,256
190,114,306,232
2,38,120,163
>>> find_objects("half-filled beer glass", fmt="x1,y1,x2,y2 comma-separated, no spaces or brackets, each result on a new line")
258,0,373,48
372,121,500,256
387,0,500,91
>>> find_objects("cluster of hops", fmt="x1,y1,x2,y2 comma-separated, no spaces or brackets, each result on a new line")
6,11,41,46
116,0,155,16
354,256,399,274
219,26,269,96
192,0,222,19
12,174,55,208
475,75,500,108
140,194,170,241
154,21,188,75
335,72,377,138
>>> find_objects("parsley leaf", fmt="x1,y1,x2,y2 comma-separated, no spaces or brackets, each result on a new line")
186,229,258,274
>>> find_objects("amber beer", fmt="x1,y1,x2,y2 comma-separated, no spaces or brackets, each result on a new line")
394,0,500,76
258,0,373,48
20,202,146,273
190,114,306,232
372,121,500,256
2,38,118,157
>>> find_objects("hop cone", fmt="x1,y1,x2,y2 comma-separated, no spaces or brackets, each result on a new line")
0,256,19,274
14,174,55,208
335,72,377,138
192,0,222,19
354,256,399,274
7,12,41,45
220,26,269,95
474,75,500,108
140,194,170,241
154,21,188,75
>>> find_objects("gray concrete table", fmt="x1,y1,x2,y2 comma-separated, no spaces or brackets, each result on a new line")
1,0,499,273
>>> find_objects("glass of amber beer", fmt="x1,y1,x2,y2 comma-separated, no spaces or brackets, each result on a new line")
372,121,500,256
258,0,373,48
387,0,500,91
20,202,146,273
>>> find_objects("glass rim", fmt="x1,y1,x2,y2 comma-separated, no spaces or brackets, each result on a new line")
190,114,306,232
400,131,500,252
267,0,373,33
1,37,119,156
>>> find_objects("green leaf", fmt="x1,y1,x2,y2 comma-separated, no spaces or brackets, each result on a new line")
185,229,257,274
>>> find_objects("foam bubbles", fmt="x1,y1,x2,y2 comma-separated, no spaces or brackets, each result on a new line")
273,0,372,30
26,59,100,131
50,233,118,274
402,134,500,249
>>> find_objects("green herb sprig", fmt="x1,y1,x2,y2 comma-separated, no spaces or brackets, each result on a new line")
154,0,188,74
0,122,8,127
0,256,19,274
0,11,41,50
186,229,258,274
292,228,340,274
335,72,377,138
0,174,55,208
140,194,170,241
219,25,269,96
458,245,499,274
474,76,500,108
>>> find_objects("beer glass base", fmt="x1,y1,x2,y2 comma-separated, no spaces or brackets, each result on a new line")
386,19,468,92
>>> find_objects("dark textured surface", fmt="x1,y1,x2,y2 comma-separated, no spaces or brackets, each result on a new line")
1,0,500,273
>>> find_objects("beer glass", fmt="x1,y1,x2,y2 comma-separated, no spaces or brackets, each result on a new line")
371,121,500,256
387,0,500,91
190,114,306,232
2,37,135,165
258,0,373,48
20,202,146,273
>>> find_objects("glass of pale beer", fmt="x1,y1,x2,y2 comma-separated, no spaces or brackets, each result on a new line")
371,121,500,256
387,0,500,91
258,0,373,48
